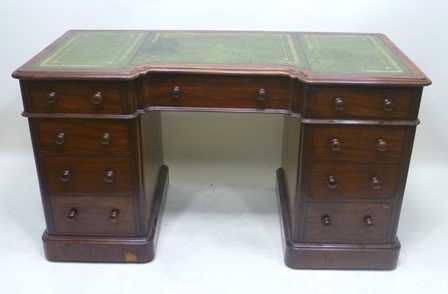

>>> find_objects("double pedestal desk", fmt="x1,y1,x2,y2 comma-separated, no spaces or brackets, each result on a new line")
13,31,430,269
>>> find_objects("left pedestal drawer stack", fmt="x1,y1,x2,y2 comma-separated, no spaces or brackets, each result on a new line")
20,80,166,262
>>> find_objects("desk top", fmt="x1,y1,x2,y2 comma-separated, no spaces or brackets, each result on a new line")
13,30,430,86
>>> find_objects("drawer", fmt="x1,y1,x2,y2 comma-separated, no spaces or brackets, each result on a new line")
311,87,417,120
145,74,291,110
311,125,408,159
303,202,394,243
50,196,136,236
42,156,134,195
23,80,134,114
35,119,132,153
309,163,400,199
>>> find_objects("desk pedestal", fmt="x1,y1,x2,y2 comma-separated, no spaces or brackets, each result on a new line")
277,168,400,270
42,165,169,263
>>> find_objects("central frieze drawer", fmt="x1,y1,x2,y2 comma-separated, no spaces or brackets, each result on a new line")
311,87,418,120
303,202,394,243
50,196,136,236
36,119,132,153
311,125,408,159
42,156,134,195
145,74,291,110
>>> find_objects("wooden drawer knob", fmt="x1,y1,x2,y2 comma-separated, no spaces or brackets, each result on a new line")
100,133,111,145
60,170,72,182
92,92,104,104
370,177,382,190
55,132,66,145
364,215,375,228
327,176,338,189
109,209,120,222
104,171,115,183
330,138,341,151
333,97,344,110
376,139,388,152
258,88,267,101
46,91,58,104
67,208,78,221
171,86,181,98
321,215,332,227
383,99,394,112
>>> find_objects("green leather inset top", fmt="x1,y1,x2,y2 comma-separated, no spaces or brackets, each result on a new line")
131,32,306,68
33,31,411,75
36,32,149,69
299,34,410,74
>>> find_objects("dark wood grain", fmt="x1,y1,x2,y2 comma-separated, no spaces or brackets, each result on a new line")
42,156,134,195
50,195,137,236
310,87,419,120
13,30,430,268
277,168,400,270
308,162,400,199
22,80,136,115
142,73,293,112
36,119,132,152
311,125,408,160
303,202,394,243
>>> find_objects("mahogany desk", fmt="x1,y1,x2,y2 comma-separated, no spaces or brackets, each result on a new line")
13,31,430,269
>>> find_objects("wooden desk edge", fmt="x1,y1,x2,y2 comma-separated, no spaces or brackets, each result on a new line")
12,66,431,87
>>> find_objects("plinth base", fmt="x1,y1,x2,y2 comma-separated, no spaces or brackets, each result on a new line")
276,168,400,270
43,165,169,263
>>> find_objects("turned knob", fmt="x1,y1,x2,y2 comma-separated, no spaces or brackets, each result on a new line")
330,138,341,151
383,99,394,112
171,86,181,98
100,133,111,145
370,177,382,190
364,215,375,228
46,91,58,104
321,215,332,227
333,97,344,111
60,170,72,182
104,171,115,183
376,139,388,152
55,132,66,145
91,92,104,104
109,209,120,222
67,208,78,221
257,88,267,101
327,176,338,189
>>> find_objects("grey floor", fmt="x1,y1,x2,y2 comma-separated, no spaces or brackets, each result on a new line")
2,0,447,291
1,152,447,293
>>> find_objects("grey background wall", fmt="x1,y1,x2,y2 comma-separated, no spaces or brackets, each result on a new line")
1,0,447,293
1,0,446,170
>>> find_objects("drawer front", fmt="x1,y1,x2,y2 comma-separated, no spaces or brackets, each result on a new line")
303,202,394,243
36,119,132,153
146,74,291,110
50,196,136,236
309,163,400,199
42,156,134,195
311,125,408,159
311,87,416,120
24,81,132,114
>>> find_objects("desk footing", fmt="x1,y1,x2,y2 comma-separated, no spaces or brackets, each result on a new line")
276,168,400,270
42,165,169,263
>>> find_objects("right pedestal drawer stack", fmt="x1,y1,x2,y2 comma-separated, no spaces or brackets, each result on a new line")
286,85,423,269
